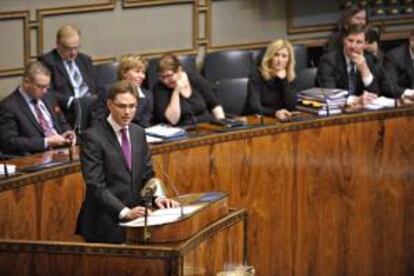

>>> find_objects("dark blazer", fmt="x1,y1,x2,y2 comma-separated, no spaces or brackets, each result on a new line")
383,43,414,97
317,49,381,95
76,121,154,243
38,50,97,125
90,84,153,128
0,89,71,155
246,69,297,116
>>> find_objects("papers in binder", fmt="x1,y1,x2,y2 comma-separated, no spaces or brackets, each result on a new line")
146,135,163,143
0,164,16,175
145,124,187,139
119,204,203,227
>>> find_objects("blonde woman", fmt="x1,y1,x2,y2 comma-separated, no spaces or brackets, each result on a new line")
91,54,153,127
247,39,297,120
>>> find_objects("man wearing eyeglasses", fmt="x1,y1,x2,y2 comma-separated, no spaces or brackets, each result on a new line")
38,24,97,132
0,61,76,155
76,80,179,243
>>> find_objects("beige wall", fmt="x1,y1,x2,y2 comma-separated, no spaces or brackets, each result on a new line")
0,0,412,99
0,0,288,99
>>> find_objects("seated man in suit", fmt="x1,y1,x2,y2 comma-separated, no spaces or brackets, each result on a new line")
317,24,380,106
76,80,179,243
38,24,97,132
383,30,414,101
0,61,76,155
90,54,153,128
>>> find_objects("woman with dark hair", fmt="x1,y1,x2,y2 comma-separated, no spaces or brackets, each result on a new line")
364,27,384,66
324,4,368,53
152,53,225,126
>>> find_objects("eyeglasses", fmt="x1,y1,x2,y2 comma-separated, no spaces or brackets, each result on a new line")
111,101,137,111
60,44,80,52
33,82,50,90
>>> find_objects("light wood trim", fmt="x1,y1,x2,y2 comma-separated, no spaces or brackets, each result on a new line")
122,0,194,8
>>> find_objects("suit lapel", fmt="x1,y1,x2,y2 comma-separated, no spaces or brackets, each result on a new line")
104,121,132,173
404,46,414,84
54,51,73,90
15,91,45,135
130,126,142,182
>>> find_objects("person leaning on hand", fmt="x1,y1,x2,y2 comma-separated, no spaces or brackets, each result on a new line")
152,53,225,126
0,61,75,156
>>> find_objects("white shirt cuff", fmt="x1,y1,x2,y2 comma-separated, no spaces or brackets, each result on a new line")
44,138,48,149
362,73,373,88
119,207,130,220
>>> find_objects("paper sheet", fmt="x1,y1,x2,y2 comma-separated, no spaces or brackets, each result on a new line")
119,204,203,227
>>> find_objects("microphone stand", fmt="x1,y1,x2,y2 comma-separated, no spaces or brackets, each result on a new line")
73,97,83,143
1,153,9,178
143,192,153,242
153,159,185,217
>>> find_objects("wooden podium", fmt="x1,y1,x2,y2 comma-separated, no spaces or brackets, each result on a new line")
124,192,229,244
0,191,247,275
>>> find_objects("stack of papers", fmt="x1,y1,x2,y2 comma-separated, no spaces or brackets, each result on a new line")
119,205,203,227
145,124,187,139
0,164,16,175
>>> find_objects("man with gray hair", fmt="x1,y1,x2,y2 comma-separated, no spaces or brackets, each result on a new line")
39,24,97,132
0,61,76,155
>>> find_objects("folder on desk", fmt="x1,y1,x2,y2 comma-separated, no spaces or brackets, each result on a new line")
145,124,187,139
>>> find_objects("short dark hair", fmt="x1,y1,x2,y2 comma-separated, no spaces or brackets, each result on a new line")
108,80,138,101
157,53,181,74
338,5,367,31
342,24,367,39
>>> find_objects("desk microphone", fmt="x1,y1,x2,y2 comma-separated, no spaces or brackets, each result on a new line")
73,97,83,141
1,152,9,178
152,158,184,217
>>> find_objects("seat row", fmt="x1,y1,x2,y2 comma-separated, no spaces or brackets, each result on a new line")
94,45,314,116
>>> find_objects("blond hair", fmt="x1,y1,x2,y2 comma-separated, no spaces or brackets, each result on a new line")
260,39,296,82
23,61,50,81
117,54,148,80
56,24,81,44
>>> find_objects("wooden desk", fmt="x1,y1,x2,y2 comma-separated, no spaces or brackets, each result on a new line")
1,106,414,275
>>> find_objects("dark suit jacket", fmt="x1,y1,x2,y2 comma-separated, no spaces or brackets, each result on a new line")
383,43,414,97
76,121,154,243
90,84,153,128
317,49,381,96
38,50,97,124
0,89,71,155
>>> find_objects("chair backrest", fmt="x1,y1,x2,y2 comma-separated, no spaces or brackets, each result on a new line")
202,50,253,84
144,54,197,90
293,44,308,73
215,78,249,116
94,61,118,89
295,67,317,92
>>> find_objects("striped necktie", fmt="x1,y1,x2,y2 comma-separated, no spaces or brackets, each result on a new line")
66,60,89,97
31,99,55,136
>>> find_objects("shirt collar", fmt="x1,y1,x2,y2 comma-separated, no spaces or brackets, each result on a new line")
18,87,38,106
107,114,129,134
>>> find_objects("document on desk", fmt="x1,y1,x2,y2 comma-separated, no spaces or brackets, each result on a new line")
0,164,16,175
119,204,203,227
365,96,396,110
145,124,187,139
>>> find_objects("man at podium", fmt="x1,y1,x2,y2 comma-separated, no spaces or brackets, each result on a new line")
76,80,178,243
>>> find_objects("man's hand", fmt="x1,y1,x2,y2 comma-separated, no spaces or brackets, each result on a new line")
350,52,370,78
62,130,76,145
124,206,150,221
46,134,71,147
155,197,181,209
